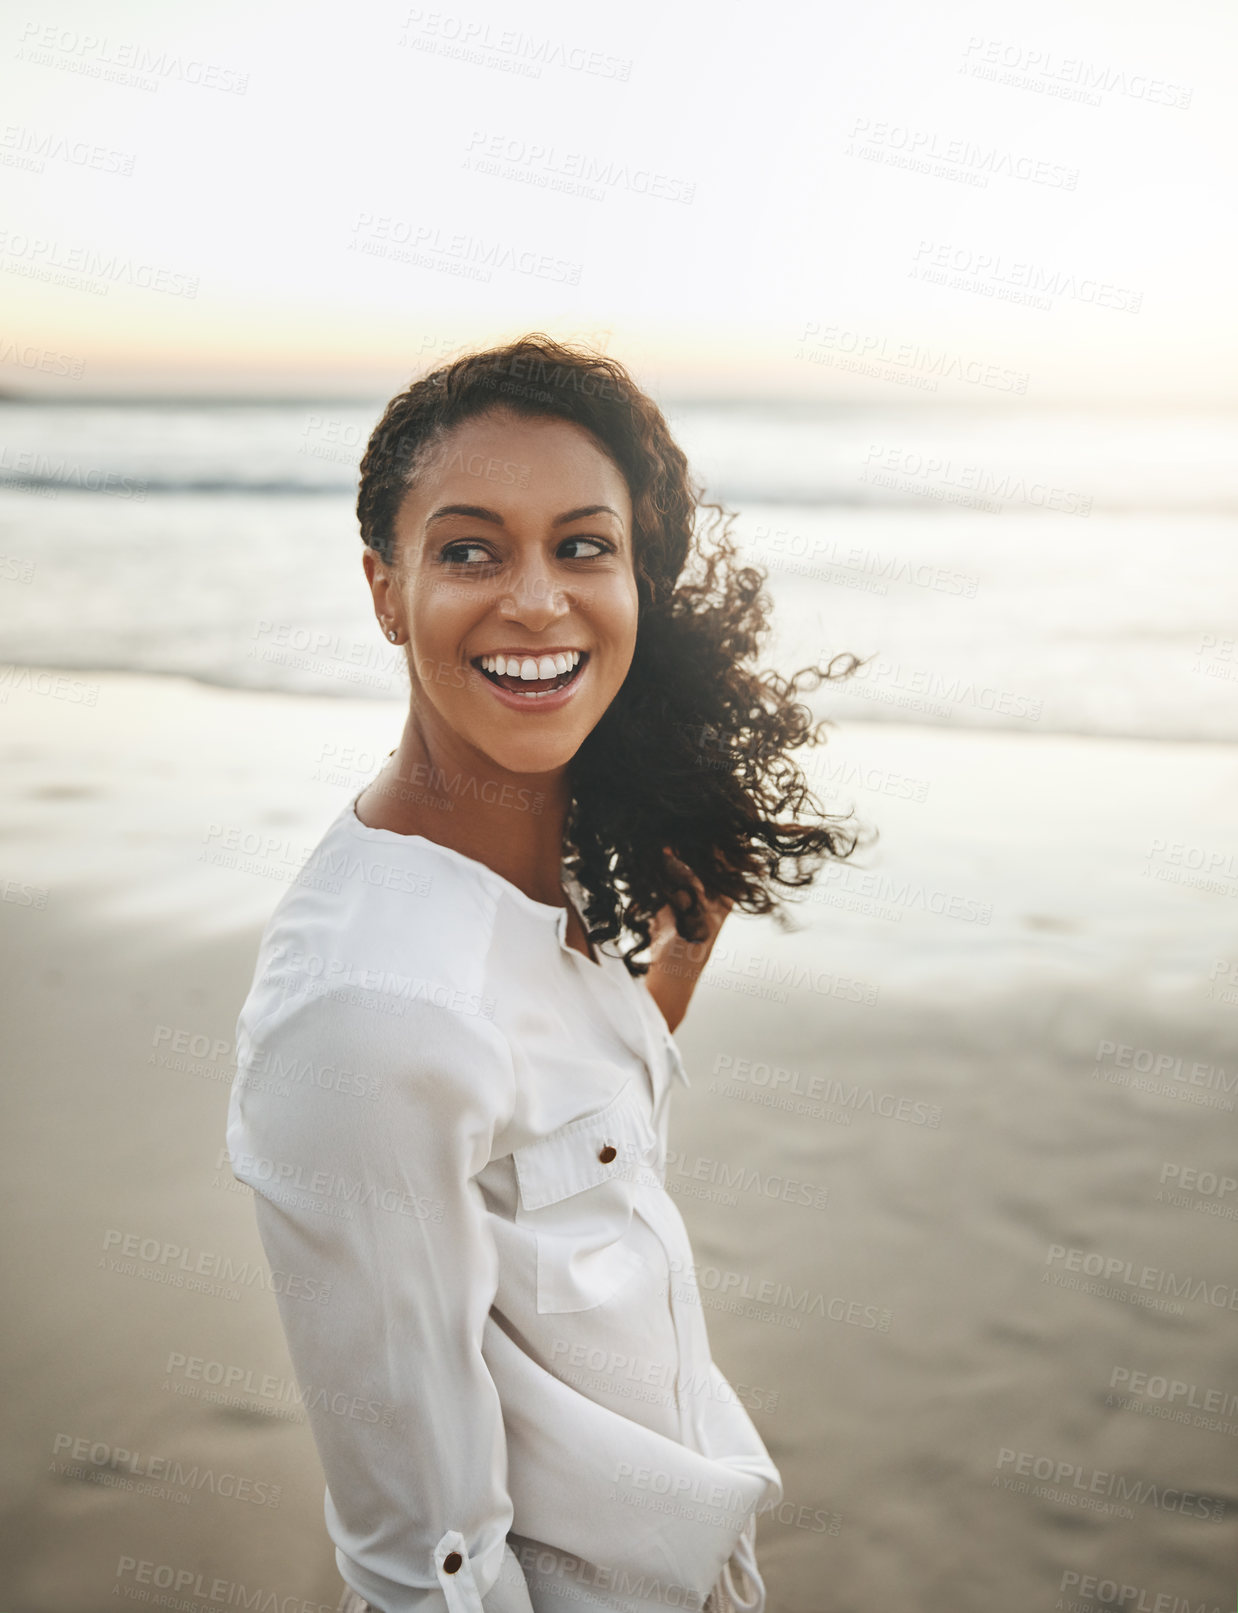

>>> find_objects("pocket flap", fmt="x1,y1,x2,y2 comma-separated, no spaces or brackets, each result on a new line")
512,1081,659,1211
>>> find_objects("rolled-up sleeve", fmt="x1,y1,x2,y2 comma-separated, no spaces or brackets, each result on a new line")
226,981,533,1613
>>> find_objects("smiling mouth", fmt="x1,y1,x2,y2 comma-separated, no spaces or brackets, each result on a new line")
473,650,589,699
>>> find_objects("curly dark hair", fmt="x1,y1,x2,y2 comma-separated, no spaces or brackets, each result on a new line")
357,333,867,976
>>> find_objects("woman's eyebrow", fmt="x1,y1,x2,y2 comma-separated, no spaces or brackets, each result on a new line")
552,504,623,527
425,502,624,528
425,503,502,527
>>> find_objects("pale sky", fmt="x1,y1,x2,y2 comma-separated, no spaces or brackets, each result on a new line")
1,0,1235,400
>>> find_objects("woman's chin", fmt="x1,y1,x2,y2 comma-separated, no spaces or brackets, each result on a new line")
475,731,582,781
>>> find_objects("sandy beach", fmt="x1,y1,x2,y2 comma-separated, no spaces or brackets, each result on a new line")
2,666,1236,1613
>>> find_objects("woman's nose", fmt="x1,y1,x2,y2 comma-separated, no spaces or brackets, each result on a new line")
499,563,569,625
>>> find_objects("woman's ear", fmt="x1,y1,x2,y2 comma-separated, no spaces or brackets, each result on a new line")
363,547,400,640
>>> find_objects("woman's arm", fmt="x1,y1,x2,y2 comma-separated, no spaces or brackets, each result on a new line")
227,988,535,1613
642,850,735,1035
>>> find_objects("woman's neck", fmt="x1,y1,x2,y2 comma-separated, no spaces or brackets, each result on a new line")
354,707,573,909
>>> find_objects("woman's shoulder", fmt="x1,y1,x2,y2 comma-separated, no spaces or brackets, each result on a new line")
233,817,518,1134
238,798,510,1042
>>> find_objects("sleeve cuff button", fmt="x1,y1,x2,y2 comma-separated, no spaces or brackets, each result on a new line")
443,1551,462,1574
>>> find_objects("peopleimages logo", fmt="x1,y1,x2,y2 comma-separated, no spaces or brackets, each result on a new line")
712,1055,942,1128
996,1448,1224,1521
1108,1366,1238,1423
51,1434,280,1507
958,36,1193,109
1058,1570,1226,1611
16,24,250,93
99,1228,330,1305
1044,1244,1238,1312
0,335,85,376
796,321,1030,394
220,1147,444,1223
0,230,199,297
114,1558,338,1611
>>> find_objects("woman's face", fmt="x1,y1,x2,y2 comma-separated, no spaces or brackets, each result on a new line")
368,408,640,777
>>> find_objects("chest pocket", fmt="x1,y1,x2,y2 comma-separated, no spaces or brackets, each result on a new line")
512,1079,663,1315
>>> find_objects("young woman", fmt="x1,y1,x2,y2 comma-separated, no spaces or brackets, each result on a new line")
227,336,859,1613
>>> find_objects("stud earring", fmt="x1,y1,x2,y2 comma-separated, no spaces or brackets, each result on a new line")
387,628,399,643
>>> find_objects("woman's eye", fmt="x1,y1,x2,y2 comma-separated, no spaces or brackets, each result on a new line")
438,536,612,566
559,536,610,560
440,541,493,566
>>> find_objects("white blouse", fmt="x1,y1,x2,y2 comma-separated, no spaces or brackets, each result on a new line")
226,794,782,1613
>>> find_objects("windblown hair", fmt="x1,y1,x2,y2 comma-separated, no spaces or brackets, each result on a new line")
357,334,867,975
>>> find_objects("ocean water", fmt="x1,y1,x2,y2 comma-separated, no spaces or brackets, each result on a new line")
0,398,1234,742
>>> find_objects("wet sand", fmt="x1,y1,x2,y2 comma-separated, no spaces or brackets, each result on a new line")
2,667,1235,1612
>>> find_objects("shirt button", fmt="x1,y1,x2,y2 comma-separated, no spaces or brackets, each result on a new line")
443,1551,463,1574
597,1144,617,1164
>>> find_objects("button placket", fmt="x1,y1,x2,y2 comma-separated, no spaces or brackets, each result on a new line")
662,1029,691,1089
632,1189,718,1452
562,928,667,1117
433,1530,483,1613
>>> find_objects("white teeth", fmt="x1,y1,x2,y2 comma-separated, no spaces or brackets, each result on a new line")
477,650,584,682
